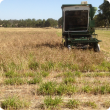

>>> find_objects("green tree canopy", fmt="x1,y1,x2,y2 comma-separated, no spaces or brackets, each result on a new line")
45,18,58,27
58,17,62,27
97,0,110,27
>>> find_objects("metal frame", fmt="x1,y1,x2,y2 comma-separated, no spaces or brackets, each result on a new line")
62,6,90,33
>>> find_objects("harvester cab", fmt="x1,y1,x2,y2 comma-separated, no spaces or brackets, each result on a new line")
61,1,101,52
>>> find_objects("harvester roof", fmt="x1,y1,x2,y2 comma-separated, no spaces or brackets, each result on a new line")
61,4,92,9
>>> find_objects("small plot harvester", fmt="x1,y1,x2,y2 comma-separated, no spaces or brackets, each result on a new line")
62,1,101,52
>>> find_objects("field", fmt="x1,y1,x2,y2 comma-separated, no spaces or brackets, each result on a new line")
0,28,110,110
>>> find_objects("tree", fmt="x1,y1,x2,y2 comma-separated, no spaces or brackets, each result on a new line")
36,19,42,27
98,0,110,27
45,18,57,27
32,19,36,27
41,19,45,27
94,15,105,27
2,20,11,27
58,17,62,27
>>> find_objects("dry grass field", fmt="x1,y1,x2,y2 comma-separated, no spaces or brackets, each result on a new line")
0,28,110,110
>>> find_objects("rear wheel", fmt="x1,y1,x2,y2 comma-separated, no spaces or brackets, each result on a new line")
68,45,71,51
94,43,100,52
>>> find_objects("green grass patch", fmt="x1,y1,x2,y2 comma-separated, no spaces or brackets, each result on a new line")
22,72,36,77
56,84,77,95
66,99,80,109
63,71,82,78
64,77,76,85
81,85,110,95
58,63,78,71
96,61,110,72
56,84,67,95
5,77,27,85
5,71,19,78
37,81,57,95
0,62,7,72
28,54,39,70
37,81,77,95
37,82,110,95
83,101,97,108
94,72,108,77
63,71,74,77
28,61,39,70
40,71,49,77
1,96,30,109
44,96,62,109
74,71,82,77
85,72,110,77
5,71,36,78
82,85,92,93
28,76,42,84
57,32,62,37
93,85,110,95
41,61,55,71
8,62,22,71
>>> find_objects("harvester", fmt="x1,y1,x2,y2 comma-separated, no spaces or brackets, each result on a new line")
62,1,101,52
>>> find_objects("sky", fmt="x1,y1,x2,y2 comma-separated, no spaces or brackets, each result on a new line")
0,0,105,20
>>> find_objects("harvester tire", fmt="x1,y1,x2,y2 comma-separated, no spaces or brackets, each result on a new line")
94,44,100,52
68,45,71,51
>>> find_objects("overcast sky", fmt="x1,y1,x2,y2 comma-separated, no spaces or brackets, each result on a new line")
0,0,105,20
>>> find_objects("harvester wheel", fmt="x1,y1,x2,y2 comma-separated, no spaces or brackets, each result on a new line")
68,45,71,51
94,43,100,52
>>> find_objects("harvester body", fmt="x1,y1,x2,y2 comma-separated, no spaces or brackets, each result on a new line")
61,3,101,51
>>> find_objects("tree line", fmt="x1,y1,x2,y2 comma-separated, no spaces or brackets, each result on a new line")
94,0,110,27
0,18,62,28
